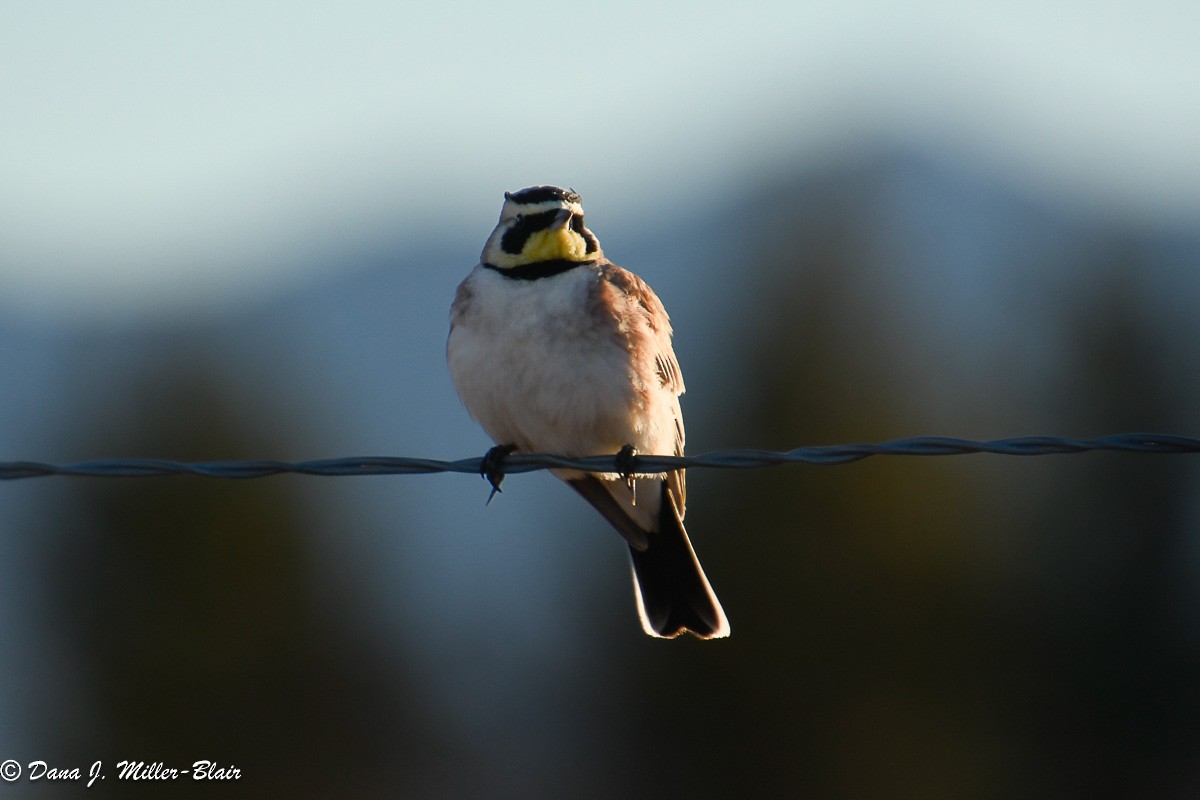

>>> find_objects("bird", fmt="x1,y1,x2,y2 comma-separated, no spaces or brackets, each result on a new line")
446,185,729,639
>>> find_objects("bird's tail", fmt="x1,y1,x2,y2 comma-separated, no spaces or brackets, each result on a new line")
628,481,729,639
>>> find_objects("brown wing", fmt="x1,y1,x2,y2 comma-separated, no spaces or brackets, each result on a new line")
596,262,687,517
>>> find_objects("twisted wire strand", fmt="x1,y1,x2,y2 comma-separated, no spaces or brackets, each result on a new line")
2,433,1197,481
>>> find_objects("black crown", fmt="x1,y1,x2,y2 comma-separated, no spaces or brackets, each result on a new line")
504,185,581,205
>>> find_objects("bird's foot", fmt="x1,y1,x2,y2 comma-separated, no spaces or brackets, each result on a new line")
615,444,638,504
614,444,639,480
480,444,517,505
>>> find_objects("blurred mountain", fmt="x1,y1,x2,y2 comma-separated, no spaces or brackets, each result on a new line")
2,143,1198,797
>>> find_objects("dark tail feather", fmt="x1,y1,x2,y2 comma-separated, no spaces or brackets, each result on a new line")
629,483,729,640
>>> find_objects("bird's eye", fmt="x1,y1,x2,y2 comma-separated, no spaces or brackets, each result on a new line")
515,214,525,222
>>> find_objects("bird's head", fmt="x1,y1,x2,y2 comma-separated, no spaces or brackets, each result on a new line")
481,185,602,269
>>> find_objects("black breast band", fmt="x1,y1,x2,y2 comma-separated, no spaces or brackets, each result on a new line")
482,260,594,281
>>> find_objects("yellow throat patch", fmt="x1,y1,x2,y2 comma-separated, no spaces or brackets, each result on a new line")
522,225,590,263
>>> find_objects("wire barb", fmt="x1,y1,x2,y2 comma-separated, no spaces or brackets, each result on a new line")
1,434,1197,482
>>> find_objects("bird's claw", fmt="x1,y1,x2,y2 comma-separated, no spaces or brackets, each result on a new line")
615,444,639,504
481,444,517,505
614,444,639,481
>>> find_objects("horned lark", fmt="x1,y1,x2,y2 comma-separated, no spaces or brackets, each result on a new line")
446,185,729,639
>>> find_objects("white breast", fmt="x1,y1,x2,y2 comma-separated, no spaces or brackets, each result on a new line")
448,265,651,457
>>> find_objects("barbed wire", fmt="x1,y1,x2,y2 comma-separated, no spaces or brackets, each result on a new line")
1,434,1197,482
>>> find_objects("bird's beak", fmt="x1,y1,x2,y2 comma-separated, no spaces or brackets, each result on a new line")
552,208,574,229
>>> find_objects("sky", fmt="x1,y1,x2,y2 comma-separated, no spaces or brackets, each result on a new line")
1,0,1198,319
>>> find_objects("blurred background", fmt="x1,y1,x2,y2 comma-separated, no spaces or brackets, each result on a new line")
2,1,1199,797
